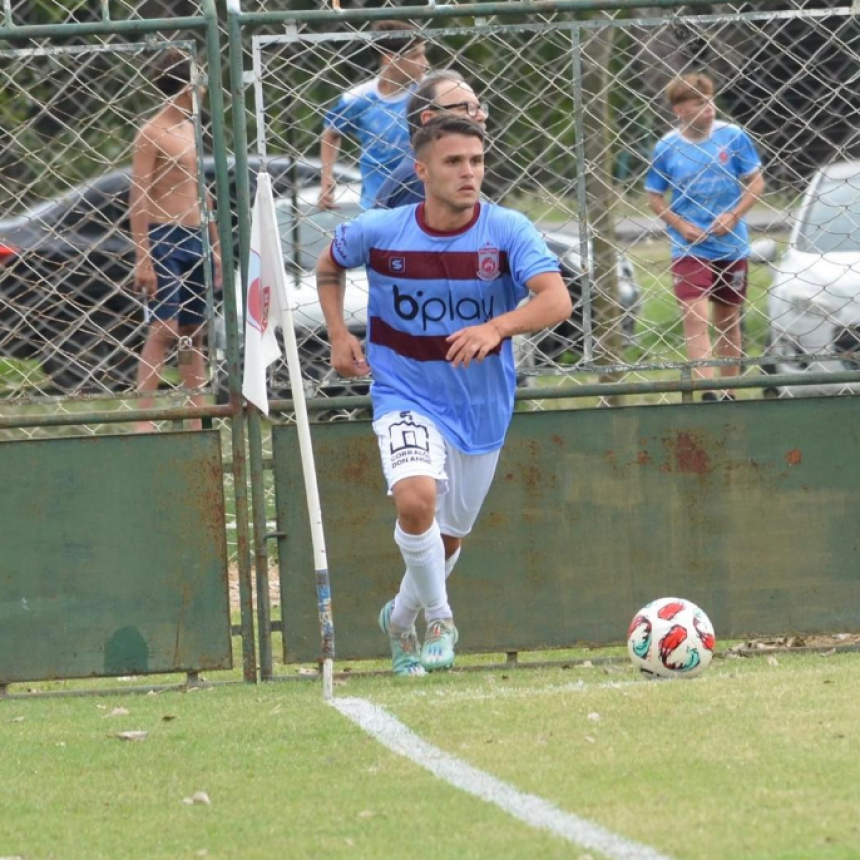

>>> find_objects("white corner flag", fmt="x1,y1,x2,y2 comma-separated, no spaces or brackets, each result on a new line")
240,170,335,701
241,172,286,415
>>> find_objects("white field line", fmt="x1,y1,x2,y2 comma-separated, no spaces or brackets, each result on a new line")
331,696,677,860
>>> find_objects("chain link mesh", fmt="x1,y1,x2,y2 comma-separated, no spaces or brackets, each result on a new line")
247,4,860,414
0,40,227,425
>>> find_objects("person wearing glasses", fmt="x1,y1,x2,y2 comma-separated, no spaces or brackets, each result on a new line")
374,70,489,210
318,21,429,211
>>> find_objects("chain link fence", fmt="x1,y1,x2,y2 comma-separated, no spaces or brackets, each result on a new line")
245,2,860,414
4,0,860,605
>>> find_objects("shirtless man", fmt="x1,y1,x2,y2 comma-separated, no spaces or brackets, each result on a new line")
130,50,221,431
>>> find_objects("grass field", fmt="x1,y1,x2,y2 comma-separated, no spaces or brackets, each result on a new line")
3,649,859,860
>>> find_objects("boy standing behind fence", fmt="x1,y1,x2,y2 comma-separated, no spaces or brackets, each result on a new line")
646,72,764,401
317,21,428,211
130,50,221,432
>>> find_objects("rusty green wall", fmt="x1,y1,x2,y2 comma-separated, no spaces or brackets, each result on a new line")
273,398,860,662
0,432,232,683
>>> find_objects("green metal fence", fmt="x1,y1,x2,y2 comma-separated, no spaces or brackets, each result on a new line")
4,0,860,692
0,0,257,690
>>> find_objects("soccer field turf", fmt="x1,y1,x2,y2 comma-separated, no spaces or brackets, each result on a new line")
2,651,858,860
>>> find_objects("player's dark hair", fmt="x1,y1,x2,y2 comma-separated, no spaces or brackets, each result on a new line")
153,49,192,98
371,20,423,61
407,70,466,138
413,115,485,156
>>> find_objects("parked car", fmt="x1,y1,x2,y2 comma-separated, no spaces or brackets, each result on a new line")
760,159,860,396
0,157,360,393
232,182,642,400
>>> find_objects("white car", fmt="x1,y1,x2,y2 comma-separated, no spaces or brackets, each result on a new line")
230,182,641,399
761,159,860,395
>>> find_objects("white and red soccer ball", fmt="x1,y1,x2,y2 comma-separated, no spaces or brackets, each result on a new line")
627,597,716,678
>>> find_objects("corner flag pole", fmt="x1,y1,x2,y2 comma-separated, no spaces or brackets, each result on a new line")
260,174,335,700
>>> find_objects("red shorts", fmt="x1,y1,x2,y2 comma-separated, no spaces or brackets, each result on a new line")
671,257,748,306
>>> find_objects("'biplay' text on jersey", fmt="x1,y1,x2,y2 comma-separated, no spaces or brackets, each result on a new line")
330,202,560,453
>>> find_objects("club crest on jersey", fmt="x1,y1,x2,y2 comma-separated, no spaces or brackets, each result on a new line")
389,256,406,274
477,245,500,281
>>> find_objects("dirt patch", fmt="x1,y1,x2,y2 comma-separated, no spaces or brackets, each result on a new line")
728,633,860,653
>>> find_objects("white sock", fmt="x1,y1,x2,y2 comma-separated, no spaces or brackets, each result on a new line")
391,520,448,630
445,547,461,580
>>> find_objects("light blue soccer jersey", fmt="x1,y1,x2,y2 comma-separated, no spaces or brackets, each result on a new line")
324,79,413,209
645,121,762,260
330,202,561,453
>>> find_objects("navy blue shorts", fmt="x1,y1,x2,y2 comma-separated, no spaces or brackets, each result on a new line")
149,224,208,327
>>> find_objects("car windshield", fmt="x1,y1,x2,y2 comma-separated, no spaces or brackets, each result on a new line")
796,173,860,254
276,201,362,272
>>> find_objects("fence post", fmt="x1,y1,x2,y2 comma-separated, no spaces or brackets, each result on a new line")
203,0,258,682
226,0,274,681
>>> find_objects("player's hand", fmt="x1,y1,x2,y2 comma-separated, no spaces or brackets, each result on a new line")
134,260,157,298
710,212,739,237
445,322,503,368
317,180,339,211
676,220,708,244
330,332,370,377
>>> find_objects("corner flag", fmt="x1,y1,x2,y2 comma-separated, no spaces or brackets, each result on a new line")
240,170,335,699
241,172,287,415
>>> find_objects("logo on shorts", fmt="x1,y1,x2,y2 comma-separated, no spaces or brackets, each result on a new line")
389,256,406,274
389,412,430,455
477,244,500,281
247,250,271,335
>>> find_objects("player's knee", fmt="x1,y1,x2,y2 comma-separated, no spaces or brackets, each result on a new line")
394,483,435,530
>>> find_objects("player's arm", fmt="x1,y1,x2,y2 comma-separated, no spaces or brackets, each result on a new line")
130,123,159,297
316,245,369,377
710,170,765,237
647,191,707,245
318,126,342,211
446,271,571,369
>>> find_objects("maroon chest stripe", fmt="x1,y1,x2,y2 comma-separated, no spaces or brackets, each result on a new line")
369,249,510,281
369,316,502,363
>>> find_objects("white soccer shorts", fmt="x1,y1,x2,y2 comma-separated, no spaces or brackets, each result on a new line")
373,409,501,538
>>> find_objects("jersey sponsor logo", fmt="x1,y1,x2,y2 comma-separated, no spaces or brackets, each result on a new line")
393,284,496,332
477,244,500,281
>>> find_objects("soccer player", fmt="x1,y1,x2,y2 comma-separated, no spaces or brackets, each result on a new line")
315,116,572,676
646,72,764,401
130,50,221,432
318,21,428,211
374,69,488,210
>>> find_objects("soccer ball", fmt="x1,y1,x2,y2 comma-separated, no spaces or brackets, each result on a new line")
627,597,716,678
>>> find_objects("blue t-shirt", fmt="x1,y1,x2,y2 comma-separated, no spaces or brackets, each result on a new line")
645,121,762,260
374,156,424,209
324,79,413,209
330,202,561,453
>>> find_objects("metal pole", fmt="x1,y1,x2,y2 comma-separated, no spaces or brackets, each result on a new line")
570,26,592,365
203,0,257,683
227,0,273,681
